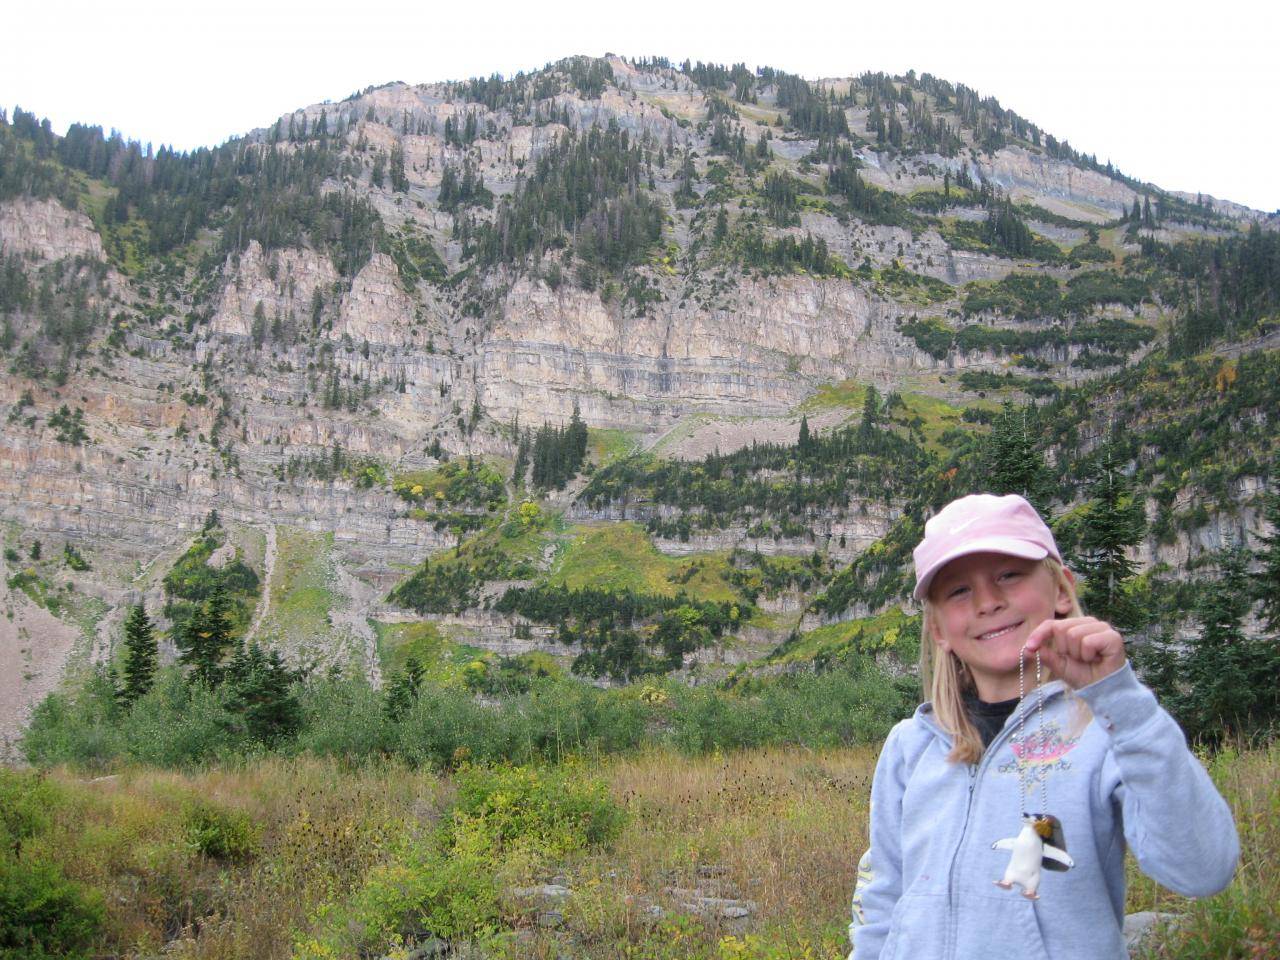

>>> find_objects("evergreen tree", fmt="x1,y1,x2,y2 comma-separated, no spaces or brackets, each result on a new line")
798,415,811,456
251,302,267,348
1077,446,1145,629
389,144,409,193
568,402,588,467
982,403,1049,516
512,429,531,486
177,585,235,686
119,603,158,706
383,656,423,722
1255,463,1280,632
1170,547,1280,742
223,642,302,745
860,384,881,434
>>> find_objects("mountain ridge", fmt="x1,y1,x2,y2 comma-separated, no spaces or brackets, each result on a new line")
1,53,1277,749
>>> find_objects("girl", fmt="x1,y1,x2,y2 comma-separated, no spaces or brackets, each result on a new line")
849,493,1238,960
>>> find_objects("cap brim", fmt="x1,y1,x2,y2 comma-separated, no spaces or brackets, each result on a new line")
913,537,1050,601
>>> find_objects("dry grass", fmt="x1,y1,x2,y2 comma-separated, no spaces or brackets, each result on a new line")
603,746,876,920
18,740,1278,959
503,746,878,959
1126,740,1280,959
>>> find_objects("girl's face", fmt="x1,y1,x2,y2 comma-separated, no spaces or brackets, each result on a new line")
928,552,1073,702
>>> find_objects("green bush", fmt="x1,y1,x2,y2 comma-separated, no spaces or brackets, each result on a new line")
0,771,103,959
1062,269,1148,314
296,762,620,957
0,857,105,959
183,800,260,861
668,664,910,754
295,837,499,959
962,273,1062,320
450,762,625,861
294,674,394,761
0,770,60,849
23,665,912,774
23,669,250,770
393,676,648,770
19,668,122,770
119,672,247,766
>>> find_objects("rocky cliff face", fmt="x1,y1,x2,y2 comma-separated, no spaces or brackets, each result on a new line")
0,196,104,262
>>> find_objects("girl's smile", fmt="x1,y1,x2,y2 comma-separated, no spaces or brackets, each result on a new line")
928,552,1073,700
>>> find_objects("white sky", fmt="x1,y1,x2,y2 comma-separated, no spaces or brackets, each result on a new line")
6,0,1278,212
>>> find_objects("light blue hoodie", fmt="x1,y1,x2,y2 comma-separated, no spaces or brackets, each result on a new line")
849,662,1239,960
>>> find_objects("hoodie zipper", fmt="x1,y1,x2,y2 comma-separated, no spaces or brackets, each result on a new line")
939,684,1065,960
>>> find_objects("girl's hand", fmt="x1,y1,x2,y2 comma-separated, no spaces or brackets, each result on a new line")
1024,617,1127,690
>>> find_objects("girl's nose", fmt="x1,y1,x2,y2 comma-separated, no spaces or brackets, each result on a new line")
973,581,1005,615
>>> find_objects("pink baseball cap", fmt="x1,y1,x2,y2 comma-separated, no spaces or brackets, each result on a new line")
912,493,1061,601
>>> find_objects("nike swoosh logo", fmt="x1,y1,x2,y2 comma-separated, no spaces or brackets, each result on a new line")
948,517,978,535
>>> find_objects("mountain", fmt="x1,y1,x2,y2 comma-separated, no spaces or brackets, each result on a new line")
2,54,1278,751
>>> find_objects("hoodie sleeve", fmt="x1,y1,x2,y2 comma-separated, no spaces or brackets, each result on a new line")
850,720,909,960
1075,661,1239,898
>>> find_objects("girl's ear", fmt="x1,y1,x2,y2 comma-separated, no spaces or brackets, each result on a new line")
925,610,950,653
1054,567,1077,616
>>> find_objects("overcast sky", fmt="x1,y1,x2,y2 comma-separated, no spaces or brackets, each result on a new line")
6,0,1277,212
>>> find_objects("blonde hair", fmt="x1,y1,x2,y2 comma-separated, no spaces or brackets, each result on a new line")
919,557,1086,764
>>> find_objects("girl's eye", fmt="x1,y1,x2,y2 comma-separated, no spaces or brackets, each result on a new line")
946,585,969,599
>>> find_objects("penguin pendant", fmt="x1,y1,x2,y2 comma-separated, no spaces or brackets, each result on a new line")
992,814,1073,899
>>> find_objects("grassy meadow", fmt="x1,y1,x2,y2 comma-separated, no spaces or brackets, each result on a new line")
3,738,1275,960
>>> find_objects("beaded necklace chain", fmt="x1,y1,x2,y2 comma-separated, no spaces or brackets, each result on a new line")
1014,646,1048,815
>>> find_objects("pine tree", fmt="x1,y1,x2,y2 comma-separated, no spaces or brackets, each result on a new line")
798,415,811,456
119,603,158,706
223,642,301,745
178,586,235,686
1077,446,1145,629
714,206,729,244
512,429,531,486
1255,463,1280,632
383,656,423,722
390,144,409,193
982,403,1049,516
860,384,881,434
568,402,588,468
1172,547,1280,742
251,302,267,349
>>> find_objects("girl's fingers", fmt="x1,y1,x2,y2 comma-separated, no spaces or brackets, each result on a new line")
1030,642,1063,676
1023,619,1056,651
1023,617,1127,689
1026,618,1125,663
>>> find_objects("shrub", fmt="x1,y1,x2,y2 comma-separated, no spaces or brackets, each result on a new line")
294,674,394,761
0,857,105,959
119,671,246,766
669,664,911,754
183,800,260,861
295,839,499,958
0,769,60,849
19,668,122,769
962,273,1062,320
23,669,251,770
450,762,625,862
0,770,103,959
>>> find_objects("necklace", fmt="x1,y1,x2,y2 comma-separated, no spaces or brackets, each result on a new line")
991,646,1074,899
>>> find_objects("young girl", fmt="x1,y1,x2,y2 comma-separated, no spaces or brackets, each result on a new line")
848,493,1238,960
